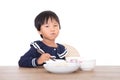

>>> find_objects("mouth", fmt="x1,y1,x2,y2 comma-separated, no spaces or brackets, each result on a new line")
51,33,56,35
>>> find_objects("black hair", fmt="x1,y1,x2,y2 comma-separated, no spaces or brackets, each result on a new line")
34,10,61,38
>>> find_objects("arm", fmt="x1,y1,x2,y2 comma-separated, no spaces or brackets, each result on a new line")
18,46,43,68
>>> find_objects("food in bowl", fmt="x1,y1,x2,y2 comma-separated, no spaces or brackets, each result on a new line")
46,59,66,65
79,59,96,71
46,59,77,66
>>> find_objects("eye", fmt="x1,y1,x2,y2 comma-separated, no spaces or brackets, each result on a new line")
54,24,58,27
45,25,49,28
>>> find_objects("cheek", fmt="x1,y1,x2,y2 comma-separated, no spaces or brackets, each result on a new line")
56,31,60,36
57,29,60,33
58,30,60,34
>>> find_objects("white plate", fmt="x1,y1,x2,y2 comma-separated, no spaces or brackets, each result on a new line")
43,62,79,73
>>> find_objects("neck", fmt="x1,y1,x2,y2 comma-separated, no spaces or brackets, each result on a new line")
42,39,57,47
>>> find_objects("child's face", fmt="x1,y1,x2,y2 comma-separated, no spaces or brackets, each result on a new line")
39,18,60,41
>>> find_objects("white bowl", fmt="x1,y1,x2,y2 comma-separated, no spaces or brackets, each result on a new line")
79,59,96,71
44,59,79,73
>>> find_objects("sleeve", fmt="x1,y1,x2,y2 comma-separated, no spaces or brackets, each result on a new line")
18,44,44,68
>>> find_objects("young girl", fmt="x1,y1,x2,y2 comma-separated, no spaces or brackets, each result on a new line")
18,10,67,67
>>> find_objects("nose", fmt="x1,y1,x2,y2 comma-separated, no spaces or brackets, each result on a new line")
50,26,55,31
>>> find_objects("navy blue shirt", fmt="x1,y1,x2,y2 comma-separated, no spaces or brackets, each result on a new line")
18,40,67,67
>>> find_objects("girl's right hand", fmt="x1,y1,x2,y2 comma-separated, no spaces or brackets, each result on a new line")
37,53,51,64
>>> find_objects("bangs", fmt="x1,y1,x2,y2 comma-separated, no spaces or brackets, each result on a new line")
44,17,58,24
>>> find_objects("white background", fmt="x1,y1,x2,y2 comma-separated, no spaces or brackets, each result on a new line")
0,0,120,66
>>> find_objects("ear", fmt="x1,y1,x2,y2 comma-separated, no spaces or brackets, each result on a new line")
37,30,41,35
